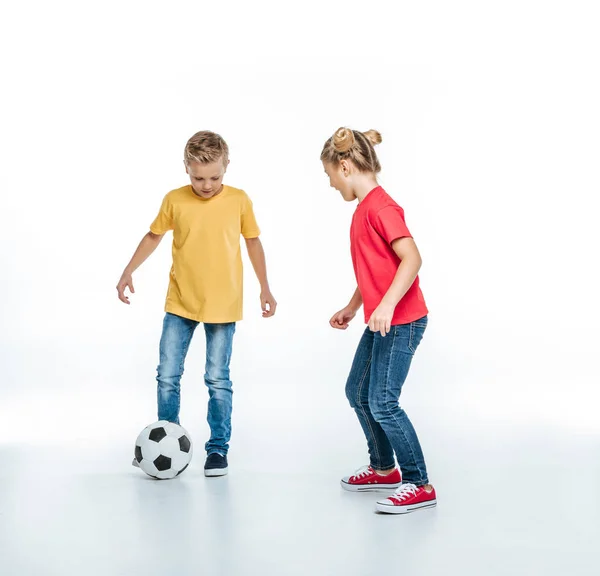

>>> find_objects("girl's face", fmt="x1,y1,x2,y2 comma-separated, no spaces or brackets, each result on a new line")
323,161,355,202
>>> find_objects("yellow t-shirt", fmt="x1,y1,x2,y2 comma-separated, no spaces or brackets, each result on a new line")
150,184,260,323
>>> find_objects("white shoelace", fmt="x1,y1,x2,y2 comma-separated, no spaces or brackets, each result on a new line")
352,465,373,480
391,483,418,501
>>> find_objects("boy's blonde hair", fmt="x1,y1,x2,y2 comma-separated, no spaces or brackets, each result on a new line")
320,127,382,173
184,131,229,166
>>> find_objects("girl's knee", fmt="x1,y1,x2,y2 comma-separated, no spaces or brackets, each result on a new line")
345,384,363,409
369,400,404,422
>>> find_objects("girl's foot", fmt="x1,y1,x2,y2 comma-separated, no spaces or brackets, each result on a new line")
376,483,437,514
341,465,402,492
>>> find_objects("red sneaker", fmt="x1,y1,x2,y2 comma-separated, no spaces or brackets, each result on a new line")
376,483,437,514
341,465,402,492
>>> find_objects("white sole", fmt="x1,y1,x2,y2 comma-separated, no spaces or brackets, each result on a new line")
375,499,437,514
340,479,401,493
204,467,228,477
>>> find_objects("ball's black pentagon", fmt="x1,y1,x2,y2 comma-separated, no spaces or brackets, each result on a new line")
176,463,189,476
134,445,143,463
179,435,191,453
149,427,167,442
154,455,172,471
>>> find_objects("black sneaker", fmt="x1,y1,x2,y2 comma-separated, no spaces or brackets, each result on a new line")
204,453,228,477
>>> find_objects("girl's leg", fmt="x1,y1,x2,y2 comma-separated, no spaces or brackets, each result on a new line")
345,327,395,472
368,317,429,486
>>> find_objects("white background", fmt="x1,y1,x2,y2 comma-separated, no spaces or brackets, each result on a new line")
1,0,599,454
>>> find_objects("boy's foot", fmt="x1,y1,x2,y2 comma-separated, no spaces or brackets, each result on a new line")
132,458,140,468
341,465,402,492
376,483,437,514
204,453,228,477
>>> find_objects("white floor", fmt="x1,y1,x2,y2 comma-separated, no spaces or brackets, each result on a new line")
1,424,599,576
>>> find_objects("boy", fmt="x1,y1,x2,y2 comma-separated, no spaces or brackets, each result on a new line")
117,131,276,476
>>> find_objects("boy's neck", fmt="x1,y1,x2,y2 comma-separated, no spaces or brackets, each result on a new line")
191,183,225,199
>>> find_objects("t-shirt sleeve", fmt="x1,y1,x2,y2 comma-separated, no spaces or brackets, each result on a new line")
241,194,261,238
149,194,173,235
373,206,412,245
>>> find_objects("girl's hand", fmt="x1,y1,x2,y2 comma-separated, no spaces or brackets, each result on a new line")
368,302,394,336
330,306,356,330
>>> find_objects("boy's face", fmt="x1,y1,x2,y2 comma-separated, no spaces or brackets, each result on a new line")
323,161,354,202
186,158,228,199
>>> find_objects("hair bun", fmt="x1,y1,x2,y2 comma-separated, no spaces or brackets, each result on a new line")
333,127,355,153
362,129,382,146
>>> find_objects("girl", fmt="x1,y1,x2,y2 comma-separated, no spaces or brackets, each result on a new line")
321,127,436,514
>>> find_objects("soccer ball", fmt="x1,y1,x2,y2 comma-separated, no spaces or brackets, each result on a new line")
134,420,193,479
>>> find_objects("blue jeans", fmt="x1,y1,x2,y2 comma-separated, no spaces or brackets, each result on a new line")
156,312,236,455
345,317,429,486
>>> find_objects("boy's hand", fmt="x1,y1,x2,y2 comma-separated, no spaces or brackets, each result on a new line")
368,302,394,336
261,289,277,318
116,272,135,304
329,306,357,330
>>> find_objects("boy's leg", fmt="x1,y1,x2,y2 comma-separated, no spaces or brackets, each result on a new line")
156,313,198,424
345,327,396,473
368,318,429,486
203,322,236,456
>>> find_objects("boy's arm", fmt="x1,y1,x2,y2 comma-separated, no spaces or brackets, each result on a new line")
116,231,164,304
244,237,277,317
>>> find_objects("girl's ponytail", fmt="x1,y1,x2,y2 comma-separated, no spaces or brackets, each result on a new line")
321,127,383,173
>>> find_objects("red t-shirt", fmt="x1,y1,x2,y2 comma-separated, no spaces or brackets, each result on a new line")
350,186,428,325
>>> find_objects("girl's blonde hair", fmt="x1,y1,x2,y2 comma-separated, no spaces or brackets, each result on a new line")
184,131,229,166
320,127,382,173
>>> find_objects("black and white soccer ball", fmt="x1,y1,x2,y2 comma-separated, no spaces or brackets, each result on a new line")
134,421,193,479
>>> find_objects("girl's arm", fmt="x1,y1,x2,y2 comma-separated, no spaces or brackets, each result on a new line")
368,237,422,335
380,237,422,308
348,286,363,312
330,287,362,330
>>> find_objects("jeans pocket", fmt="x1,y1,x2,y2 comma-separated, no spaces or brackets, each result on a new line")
408,320,427,354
